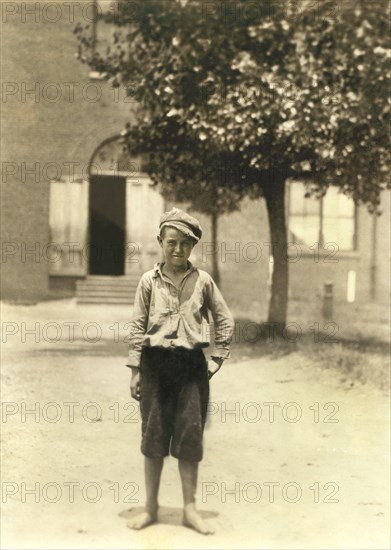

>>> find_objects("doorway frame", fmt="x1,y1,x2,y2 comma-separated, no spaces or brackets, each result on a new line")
87,133,137,276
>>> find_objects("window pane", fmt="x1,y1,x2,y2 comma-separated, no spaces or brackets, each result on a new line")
323,217,355,250
322,188,355,250
289,182,305,214
290,183,356,251
290,182,319,214
305,196,321,215
323,187,354,218
96,20,114,56
290,215,320,246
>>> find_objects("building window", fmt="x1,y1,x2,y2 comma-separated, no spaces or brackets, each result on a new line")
289,182,357,251
88,0,118,80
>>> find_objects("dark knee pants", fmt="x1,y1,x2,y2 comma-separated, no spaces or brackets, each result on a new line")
139,347,209,462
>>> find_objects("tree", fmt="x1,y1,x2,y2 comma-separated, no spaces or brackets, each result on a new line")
122,125,247,286
76,0,390,329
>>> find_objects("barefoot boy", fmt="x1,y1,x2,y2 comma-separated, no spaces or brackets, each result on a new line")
126,207,234,534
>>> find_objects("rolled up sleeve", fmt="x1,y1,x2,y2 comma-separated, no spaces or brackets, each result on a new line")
126,274,152,369
204,276,234,359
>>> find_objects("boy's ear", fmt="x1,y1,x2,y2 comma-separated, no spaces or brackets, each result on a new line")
157,235,163,247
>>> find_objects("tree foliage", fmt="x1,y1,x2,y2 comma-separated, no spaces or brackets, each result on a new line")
76,0,390,325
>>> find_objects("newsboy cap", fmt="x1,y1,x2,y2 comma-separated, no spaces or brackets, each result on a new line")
159,207,203,242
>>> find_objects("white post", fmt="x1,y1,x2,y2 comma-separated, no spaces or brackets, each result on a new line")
347,270,356,303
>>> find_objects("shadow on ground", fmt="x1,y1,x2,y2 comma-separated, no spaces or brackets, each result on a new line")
119,505,218,526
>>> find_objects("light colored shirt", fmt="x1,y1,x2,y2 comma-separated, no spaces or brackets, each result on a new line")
127,262,234,368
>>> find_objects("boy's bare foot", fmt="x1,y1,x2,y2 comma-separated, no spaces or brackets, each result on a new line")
183,504,214,535
127,510,157,530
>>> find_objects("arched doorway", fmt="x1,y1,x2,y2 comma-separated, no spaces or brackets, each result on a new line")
89,172,126,275
88,135,128,275
87,135,164,276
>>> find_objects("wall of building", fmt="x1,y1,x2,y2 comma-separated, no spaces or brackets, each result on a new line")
2,2,390,312
187,191,390,319
1,4,132,301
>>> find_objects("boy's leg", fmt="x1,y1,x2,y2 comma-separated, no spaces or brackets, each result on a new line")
128,348,171,530
127,456,163,530
179,459,214,535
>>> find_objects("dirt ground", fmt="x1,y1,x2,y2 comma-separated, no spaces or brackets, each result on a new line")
1,300,390,550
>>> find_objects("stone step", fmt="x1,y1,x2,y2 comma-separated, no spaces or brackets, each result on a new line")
78,288,135,297
85,275,141,281
76,275,140,304
77,277,140,284
77,283,139,291
77,296,135,304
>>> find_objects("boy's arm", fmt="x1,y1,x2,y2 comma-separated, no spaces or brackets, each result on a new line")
126,273,152,370
204,275,235,362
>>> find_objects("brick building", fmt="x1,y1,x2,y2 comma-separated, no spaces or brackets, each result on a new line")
2,1,390,316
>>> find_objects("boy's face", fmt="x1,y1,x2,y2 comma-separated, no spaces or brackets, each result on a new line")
157,227,195,270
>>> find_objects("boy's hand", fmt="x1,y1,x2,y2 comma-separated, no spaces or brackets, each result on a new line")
207,357,223,379
130,369,141,401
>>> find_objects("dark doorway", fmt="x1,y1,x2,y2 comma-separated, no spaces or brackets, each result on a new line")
89,175,126,275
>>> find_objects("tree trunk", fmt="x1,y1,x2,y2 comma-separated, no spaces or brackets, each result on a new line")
263,176,288,332
211,209,220,285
